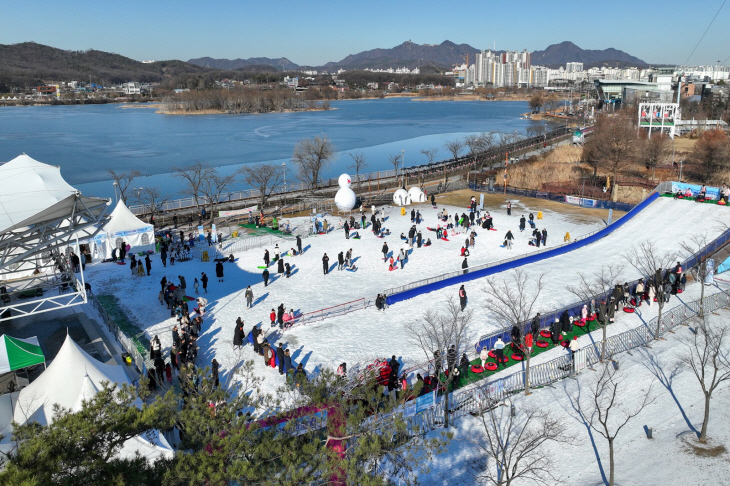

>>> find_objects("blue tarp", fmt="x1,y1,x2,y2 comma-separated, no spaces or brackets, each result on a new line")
386,191,660,307
718,256,730,275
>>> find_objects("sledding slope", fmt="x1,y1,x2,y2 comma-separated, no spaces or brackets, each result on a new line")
386,191,660,305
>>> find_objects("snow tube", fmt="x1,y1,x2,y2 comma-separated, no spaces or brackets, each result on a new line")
540,330,552,338
282,314,291,323
511,354,523,361
269,355,276,368
471,365,484,373
488,350,497,359
560,341,570,348
257,265,267,269
442,237,449,241
719,200,727,206
623,307,635,313
536,340,549,348
185,295,196,301
485,362,498,371
653,297,658,302
498,356,509,363
630,298,637,306
677,289,683,293
575,321,586,327
117,262,126,265
247,332,254,344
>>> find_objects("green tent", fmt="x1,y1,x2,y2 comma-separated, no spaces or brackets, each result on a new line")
0,335,45,374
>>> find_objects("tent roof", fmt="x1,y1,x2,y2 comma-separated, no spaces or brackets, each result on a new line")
0,335,44,374
104,200,152,236
0,154,108,234
12,334,129,426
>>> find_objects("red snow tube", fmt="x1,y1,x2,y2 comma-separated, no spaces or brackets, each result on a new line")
471,365,484,373
488,350,497,359
498,356,509,363
560,340,570,347
630,298,637,306
575,320,586,327
536,340,549,348
677,289,683,293
485,362,498,371
540,330,552,338
623,307,635,313
653,297,658,302
269,355,276,368
511,354,523,361
719,200,727,206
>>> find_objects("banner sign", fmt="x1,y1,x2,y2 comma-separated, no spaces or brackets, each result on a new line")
671,182,720,199
564,196,599,208
211,224,217,242
197,226,205,241
416,391,435,413
219,205,258,218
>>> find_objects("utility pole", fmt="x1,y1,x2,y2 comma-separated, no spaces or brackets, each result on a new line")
504,152,508,194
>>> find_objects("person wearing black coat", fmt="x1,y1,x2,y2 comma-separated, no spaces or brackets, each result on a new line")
462,257,468,275
215,261,224,282
550,318,562,345
233,318,244,349
531,313,541,339
160,276,167,293
344,220,350,239
277,257,285,274
606,298,616,323
283,350,293,375
541,228,547,246
211,359,219,387
560,310,571,333
264,249,270,267
416,232,422,248
285,262,291,278
296,236,302,254
145,255,152,275
459,285,467,311
276,344,285,375
322,253,330,274
459,353,470,380
389,355,400,379
382,242,389,261
337,251,345,271
519,216,526,231
410,208,416,222
446,345,457,373
598,300,608,326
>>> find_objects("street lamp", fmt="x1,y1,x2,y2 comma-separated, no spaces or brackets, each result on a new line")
282,162,287,207
401,150,405,187
112,181,118,204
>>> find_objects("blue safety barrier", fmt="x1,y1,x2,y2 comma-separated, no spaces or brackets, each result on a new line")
386,191,660,307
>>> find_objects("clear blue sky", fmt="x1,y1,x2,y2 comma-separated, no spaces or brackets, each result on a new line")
2,0,728,66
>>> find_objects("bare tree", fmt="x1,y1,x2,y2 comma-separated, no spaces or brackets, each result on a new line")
567,263,624,361
528,93,544,114
130,187,170,222
638,133,670,181
388,153,402,178
406,297,473,428
444,139,464,162
582,112,637,182
291,135,335,191
678,316,730,442
198,170,237,222
625,241,677,339
464,134,485,167
173,162,211,210
238,163,284,211
420,147,438,166
483,269,546,395
107,169,141,204
346,151,368,187
573,364,655,486
470,405,571,486
679,233,711,317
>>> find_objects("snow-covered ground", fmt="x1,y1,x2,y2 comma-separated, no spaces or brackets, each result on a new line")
85,195,730,401
419,307,730,486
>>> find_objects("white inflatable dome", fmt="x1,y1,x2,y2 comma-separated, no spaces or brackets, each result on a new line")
335,187,357,212
338,173,352,188
393,188,410,206
407,186,426,203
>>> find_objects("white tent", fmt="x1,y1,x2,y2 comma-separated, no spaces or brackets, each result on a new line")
0,335,173,461
103,200,155,258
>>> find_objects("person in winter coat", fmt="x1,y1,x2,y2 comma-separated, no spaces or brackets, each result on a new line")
277,257,285,274
446,345,457,373
337,251,345,271
569,336,580,373
344,220,350,239
504,230,514,249
233,318,244,349
262,341,272,365
459,285,467,311
550,318,562,345
193,278,199,295
277,304,285,328
511,325,522,344
417,232,423,248
480,346,489,368
431,193,436,207
283,349,293,376
211,359,219,387
285,262,291,278
519,216,526,231
462,257,468,275
381,242,389,262
635,280,645,301
150,335,162,360
145,255,152,275
399,249,407,269
560,310,571,334
581,304,588,323
459,353,470,380
322,253,330,274
506,201,512,216
253,327,263,355
494,338,506,367
216,261,224,282
389,355,400,380
245,286,254,308
541,228,547,246
201,272,209,293
276,344,285,375
606,298,616,323
296,235,302,255
531,313,541,339
598,300,608,326
263,249,270,267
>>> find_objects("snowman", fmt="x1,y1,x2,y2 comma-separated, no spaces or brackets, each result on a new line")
334,173,357,212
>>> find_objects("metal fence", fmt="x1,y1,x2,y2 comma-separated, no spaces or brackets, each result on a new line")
406,288,730,433
284,297,374,331
88,294,148,375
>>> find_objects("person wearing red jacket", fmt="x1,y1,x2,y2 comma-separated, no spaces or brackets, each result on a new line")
269,309,276,327
459,285,467,311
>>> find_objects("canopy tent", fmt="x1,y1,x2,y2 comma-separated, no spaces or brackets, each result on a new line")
0,335,44,374
103,200,155,259
0,335,173,461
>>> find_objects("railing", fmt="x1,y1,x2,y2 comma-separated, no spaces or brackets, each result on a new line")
88,294,148,375
405,288,730,433
285,298,373,331
127,127,573,216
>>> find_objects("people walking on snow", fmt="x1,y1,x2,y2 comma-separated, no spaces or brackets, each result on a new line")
296,235,302,254
277,256,285,274
201,272,208,293
338,251,345,271
216,261,224,282
285,262,291,278
245,286,254,308
506,201,511,216
519,216,526,232
264,249,270,267
322,253,330,274
462,257,468,275
344,220,350,239
504,230,514,249
459,285,467,311
262,268,269,287
233,318,244,349
145,255,152,275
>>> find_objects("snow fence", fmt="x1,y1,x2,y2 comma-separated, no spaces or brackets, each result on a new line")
385,191,661,307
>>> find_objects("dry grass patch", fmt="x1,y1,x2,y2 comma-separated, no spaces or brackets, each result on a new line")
508,145,585,190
